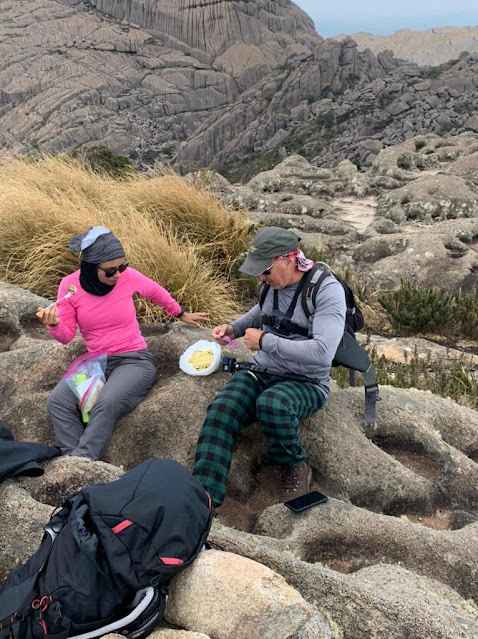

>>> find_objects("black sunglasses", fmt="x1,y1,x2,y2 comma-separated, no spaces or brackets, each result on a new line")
98,261,129,278
260,255,289,276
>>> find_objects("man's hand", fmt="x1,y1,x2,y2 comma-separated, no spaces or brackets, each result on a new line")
211,324,234,344
36,306,59,326
179,312,209,328
244,328,264,351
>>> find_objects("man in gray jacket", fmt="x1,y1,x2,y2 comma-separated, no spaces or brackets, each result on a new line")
193,227,346,507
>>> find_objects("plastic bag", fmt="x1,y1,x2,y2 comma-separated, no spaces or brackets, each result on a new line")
63,353,107,423
179,340,222,376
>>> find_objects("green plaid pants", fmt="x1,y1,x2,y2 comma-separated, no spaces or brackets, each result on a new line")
193,369,326,507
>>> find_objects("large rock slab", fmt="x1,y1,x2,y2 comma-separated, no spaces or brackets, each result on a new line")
254,499,478,600
377,174,478,222
166,550,313,639
352,218,478,293
210,523,478,639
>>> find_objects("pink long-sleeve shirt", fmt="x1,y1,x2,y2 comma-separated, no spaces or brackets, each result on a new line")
47,268,182,354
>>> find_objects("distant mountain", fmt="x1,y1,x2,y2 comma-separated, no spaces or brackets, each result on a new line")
332,27,478,66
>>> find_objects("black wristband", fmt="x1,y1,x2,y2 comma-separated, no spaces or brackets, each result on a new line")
258,331,266,350
176,307,185,318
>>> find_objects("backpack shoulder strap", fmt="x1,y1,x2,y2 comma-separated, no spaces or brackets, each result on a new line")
259,282,270,309
333,332,379,423
300,265,332,338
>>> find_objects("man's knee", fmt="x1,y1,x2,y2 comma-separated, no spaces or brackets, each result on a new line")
256,388,289,416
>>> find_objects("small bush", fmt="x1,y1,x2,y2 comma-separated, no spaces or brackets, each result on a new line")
441,121,457,133
378,279,478,339
454,101,473,115
316,111,335,130
423,59,460,79
332,347,478,410
72,146,135,179
377,93,394,108
219,150,280,183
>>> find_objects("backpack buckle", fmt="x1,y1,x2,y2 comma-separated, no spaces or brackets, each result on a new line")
365,384,380,401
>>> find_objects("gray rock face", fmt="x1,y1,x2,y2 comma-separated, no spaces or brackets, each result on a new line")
85,0,318,91
176,52,478,176
377,174,478,221
211,523,478,639
175,38,403,173
352,219,478,293
0,0,319,166
2,2,478,177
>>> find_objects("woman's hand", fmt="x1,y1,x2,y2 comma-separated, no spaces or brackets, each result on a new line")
36,306,59,326
179,312,209,328
211,324,234,344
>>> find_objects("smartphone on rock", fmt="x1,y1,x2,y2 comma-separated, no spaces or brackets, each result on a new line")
284,490,328,513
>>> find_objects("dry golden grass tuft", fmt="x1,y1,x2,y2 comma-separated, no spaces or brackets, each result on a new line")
0,155,253,325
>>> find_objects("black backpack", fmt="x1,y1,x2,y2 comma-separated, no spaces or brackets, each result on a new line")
0,459,213,639
259,262,378,422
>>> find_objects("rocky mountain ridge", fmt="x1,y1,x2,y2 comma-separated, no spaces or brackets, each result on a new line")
333,26,478,66
1,1,476,175
0,0,318,162
176,43,478,177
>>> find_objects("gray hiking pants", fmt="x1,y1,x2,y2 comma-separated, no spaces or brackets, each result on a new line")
47,349,157,460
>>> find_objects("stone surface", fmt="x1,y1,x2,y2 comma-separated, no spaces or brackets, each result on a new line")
1,275,478,638
165,550,313,639
0,0,319,167
210,523,478,639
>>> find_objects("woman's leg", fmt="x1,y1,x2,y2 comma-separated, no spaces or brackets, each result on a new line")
256,380,326,466
70,350,157,460
193,370,261,507
47,379,85,455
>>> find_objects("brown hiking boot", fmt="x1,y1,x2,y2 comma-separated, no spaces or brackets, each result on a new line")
279,461,312,502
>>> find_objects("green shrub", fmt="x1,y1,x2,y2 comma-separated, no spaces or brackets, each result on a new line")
414,138,427,151
378,279,478,339
332,347,478,410
440,121,457,133
454,101,473,115
219,150,280,183
377,93,394,108
423,59,460,79
316,111,335,130
72,146,135,179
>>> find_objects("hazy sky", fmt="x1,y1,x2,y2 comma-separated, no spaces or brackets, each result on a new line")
293,1,477,37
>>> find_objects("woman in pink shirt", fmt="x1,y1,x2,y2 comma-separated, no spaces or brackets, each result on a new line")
37,226,207,460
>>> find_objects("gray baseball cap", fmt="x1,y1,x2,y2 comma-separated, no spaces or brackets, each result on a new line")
239,227,301,276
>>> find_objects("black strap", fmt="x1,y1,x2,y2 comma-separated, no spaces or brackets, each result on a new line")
234,361,320,385
363,365,379,423
272,271,309,319
259,282,270,309
301,268,331,319
261,314,308,337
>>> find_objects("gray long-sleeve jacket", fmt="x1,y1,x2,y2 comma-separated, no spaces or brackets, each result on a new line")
230,271,346,397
